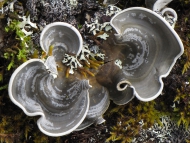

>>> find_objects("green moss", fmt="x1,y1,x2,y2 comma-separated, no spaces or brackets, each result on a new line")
3,17,34,70
179,0,190,6
0,0,8,8
182,40,190,74
0,85,8,91
172,87,190,130
33,132,49,143
106,100,163,143
4,53,15,70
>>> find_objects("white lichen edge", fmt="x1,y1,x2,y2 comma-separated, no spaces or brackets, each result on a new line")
110,7,184,102
44,56,58,78
115,59,122,69
8,59,90,136
40,22,83,56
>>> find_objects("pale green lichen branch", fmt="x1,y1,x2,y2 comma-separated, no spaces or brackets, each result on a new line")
62,44,105,75
85,5,121,38
8,0,17,12
62,54,83,74
105,5,121,16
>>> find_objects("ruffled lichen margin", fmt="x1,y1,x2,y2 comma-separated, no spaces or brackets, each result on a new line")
0,0,190,143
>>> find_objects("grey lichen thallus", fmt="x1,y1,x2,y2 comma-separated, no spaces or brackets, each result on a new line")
8,22,110,136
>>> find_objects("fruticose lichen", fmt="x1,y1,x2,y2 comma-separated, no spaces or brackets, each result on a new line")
134,116,190,143
62,44,105,76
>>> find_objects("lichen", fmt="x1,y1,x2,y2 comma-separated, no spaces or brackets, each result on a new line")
170,87,190,130
62,43,105,77
85,5,121,38
0,0,188,142
134,116,190,143
106,100,163,143
1,1,38,70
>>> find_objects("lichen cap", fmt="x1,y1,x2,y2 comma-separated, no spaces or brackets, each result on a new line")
40,22,83,56
8,21,113,136
76,83,110,131
110,7,184,101
8,22,91,136
8,59,91,136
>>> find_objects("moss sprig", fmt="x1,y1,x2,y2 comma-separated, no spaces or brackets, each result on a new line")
172,86,190,130
182,40,190,74
106,100,163,143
